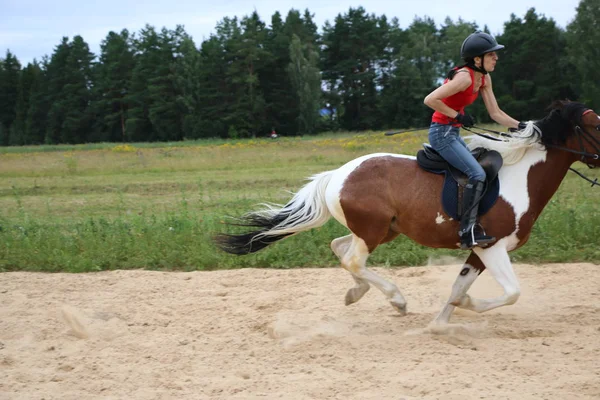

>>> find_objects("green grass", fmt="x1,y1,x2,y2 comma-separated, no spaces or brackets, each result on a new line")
1,127,598,272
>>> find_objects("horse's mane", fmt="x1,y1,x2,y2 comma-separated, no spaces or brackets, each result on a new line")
466,123,543,165
466,100,586,165
536,100,588,146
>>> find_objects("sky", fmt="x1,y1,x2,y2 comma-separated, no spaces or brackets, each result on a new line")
1,0,582,65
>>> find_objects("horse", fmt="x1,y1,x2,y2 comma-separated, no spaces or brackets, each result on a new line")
214,100,600,325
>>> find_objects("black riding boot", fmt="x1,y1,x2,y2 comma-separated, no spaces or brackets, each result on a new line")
459,180,496,250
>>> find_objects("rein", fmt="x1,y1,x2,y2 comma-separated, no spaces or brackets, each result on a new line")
391,117,600,188
383,108,599,188
384,127,430,136
462,125,514,141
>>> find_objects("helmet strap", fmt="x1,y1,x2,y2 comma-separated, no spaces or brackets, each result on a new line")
466,58,487,75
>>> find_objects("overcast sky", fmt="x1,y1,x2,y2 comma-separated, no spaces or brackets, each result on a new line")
1,0,581,65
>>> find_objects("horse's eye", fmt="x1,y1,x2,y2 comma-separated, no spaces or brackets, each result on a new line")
596,125,600,131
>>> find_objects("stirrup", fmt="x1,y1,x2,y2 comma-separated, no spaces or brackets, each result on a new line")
460,224,496,250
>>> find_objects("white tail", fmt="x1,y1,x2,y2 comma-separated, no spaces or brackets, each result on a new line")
214,170,334,254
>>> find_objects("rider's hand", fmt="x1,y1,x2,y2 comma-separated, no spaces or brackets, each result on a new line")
509,121,528,132
455,113,475,127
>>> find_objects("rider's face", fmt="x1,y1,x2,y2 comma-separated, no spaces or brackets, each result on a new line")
482,52,498,72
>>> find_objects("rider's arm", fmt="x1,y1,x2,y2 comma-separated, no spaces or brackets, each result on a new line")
424,71,471,119
480,74,520,129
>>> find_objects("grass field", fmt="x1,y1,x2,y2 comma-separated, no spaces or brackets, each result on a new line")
1,128,598,272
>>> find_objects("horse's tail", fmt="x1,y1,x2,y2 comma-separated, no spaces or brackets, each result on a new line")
214,170,334,255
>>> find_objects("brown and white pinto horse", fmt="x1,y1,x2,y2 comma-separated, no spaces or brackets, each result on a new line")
215,101,600,324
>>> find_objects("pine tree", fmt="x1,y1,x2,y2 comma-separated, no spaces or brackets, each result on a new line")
174,35,203,139
287,34,321,134
262,11,296,135
321,7,387,130
224,12,271,137
495,8,577,120
60,35,95,143
0,50,21,145
92,29,135,142
196,34,230,138
126,25,160,141
147,26,188,141
567,0,600,109
261,9,321,135
24,59,48,145
45,37,71,144
11,62,41,145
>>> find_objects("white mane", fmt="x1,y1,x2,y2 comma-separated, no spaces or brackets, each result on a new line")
466,122,544,165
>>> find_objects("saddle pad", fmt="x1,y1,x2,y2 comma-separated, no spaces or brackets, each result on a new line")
425,168,500,220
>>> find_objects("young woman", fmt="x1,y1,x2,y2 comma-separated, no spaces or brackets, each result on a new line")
423,31,525,250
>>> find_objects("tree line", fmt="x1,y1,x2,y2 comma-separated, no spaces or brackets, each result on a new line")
0,1,598,146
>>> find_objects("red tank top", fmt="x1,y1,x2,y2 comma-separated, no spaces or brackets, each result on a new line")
431,67,485,126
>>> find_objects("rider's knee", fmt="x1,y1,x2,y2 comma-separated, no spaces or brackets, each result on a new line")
468,166,486,182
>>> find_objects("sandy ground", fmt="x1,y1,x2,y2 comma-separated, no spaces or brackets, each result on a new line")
0,262,599,400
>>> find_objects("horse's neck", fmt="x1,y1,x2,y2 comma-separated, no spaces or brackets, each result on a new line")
523,148,574,214
498,147,573,221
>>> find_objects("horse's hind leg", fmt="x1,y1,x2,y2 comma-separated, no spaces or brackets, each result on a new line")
332,234,407,315
432,252,485,325
331,235,370,305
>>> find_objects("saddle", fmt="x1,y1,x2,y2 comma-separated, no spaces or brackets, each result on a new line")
416,144,503,220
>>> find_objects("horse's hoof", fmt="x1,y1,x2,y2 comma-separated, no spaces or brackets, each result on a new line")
345,289,360,306
344,292,355,306
390,299,407,316
344,286,369,306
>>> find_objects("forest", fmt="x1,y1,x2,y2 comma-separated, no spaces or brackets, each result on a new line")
0,0,598,145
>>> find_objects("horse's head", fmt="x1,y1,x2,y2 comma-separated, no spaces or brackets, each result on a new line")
537,100,600,167
577,108,600,167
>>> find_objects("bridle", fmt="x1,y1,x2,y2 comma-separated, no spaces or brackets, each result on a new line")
544,109,600,167
540,108,600,187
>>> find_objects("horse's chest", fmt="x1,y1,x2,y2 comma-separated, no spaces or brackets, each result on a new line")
498,174,531,225
497,150,546,235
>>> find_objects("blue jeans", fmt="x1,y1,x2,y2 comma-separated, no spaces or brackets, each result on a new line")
428,123,486,182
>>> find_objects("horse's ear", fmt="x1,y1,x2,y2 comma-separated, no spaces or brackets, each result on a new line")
560,102,589,125
548,108,562,121
547,99,566,111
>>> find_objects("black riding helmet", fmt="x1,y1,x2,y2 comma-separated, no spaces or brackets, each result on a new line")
461,32,505,60
456,32,505,75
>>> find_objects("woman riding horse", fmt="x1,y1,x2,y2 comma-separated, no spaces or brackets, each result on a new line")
215,101,600,325
424,32,525,250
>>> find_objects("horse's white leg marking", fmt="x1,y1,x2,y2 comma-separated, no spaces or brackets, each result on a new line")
331,235,370,304
456,240,521,313
433,262,481,324
338,235,407,315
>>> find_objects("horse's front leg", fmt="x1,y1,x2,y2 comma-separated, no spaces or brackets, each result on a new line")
455,240,521,313
433,252,485,324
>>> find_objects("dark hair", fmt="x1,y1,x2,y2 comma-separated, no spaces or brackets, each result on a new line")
447,60,483,80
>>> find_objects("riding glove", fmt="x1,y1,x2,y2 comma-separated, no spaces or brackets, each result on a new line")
509,121,528,132
455,113,475,127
